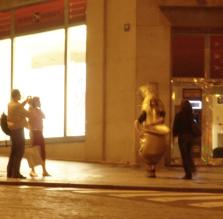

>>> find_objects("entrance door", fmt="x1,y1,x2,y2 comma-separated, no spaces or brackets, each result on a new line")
171,81,223,166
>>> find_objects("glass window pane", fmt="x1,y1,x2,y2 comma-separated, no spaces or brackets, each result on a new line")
67,25,86,136
13,29,65,138
0,39,11,141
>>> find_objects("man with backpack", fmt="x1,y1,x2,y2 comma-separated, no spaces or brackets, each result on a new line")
7,89,30,179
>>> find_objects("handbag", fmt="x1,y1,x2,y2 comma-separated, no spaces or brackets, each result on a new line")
0,113,11,135
24,146,43,168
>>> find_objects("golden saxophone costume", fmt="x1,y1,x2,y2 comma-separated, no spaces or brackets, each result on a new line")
135,85,169,177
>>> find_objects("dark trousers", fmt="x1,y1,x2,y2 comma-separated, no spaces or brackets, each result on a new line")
7,128,25,178
178,134,193,177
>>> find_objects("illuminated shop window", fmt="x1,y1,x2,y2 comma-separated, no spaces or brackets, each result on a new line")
13,29,65,138
0,39,11,141
67,25,86,136
1,25,86,140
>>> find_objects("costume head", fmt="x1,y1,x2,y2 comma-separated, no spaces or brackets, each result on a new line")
138,84,165,116
139,84,157,112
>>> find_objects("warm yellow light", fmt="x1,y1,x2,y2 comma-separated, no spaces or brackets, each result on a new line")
172,92,175,100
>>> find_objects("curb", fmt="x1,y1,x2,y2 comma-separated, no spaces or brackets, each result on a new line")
1,180,223,193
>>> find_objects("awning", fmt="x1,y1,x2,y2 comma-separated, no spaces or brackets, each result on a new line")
160,6,223,33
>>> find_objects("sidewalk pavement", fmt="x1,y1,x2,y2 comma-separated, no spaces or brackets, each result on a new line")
1,156,223,193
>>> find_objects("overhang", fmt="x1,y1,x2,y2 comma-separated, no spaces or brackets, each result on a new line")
160,6,223,33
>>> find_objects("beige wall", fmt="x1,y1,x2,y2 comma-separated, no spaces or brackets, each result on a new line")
86,0,137,164
104,0,137,163
85,0,106,161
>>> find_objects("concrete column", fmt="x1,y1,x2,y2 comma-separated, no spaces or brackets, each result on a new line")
85,0,106,161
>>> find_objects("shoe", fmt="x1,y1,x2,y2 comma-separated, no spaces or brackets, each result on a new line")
182,175,192,180
30,171,38,177
11,174,26,179
147,169,156,178
148,173,156,178
42,172,51,177
18,174,26,179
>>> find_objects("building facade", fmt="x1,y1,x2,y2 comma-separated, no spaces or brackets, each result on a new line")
0,0,223,166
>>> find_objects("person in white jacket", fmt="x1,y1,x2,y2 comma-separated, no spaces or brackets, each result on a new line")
28,96,50,177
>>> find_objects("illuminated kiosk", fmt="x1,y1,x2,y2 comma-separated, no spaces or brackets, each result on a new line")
135,85,170,177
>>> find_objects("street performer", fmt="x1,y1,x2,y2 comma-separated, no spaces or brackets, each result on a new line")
135,84,169,177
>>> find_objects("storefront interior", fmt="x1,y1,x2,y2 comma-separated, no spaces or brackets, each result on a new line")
171,80,223,166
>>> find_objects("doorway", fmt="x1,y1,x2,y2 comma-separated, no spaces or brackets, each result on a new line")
170,80,223,166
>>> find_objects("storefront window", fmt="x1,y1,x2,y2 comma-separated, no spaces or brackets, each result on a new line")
13,29,65,138
0,39,11,141
0,24,86,141
67,25,86,136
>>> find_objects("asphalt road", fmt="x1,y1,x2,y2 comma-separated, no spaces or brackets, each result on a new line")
1,186,223,219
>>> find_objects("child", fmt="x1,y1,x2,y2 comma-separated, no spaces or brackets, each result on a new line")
28,96,50,177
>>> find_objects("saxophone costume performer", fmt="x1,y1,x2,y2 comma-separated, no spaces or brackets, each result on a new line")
135,85,170,177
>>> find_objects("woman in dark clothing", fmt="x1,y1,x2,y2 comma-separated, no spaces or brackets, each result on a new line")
173,99,196,180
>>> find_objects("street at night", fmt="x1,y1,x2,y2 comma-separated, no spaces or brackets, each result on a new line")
1,186,223,219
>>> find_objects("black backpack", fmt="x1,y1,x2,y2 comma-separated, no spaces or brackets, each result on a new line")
0,113,11,135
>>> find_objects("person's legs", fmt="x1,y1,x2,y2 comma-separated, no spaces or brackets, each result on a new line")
30,167,37,177
178,137,192,179
7,132,17,177
10,129,25,178
190,146,196,173
184,143,193,178
33,131,50,176
150,164,156,177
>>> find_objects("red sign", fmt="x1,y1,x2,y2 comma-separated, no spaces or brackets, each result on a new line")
210,36,223,78
69,0,86,23
15,0,64,34
172,35,205,78
0,11,12,39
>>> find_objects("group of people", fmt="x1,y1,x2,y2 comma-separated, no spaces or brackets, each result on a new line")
6,89,50,179
5,86,197,180
135,84,199,180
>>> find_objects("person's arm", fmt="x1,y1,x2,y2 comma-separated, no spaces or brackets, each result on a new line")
149,110,165,126
17,104,30,118
135,111,146,136
21,96,30,106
